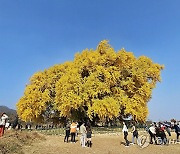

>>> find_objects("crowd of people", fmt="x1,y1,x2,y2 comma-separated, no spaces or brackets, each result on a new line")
147,121,180,145
63,120,92,148
63,120,179,148
122,121,180,147
1,112,180,149
122,122,140,147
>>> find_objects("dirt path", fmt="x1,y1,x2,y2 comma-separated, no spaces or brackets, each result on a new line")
22,133,180,154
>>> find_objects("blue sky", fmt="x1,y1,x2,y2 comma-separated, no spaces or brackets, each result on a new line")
0,0,180,121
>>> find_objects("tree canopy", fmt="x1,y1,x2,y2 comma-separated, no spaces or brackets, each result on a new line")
16,40,164,123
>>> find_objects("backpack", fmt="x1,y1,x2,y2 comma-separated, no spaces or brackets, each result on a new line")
133,130,138,136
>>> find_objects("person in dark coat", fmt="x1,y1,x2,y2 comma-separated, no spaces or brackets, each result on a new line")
64,122,70,143
86,122,92,147
173,122,180,141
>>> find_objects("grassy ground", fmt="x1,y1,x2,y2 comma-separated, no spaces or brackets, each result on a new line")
0,130,45,154
1,129,180,154
22,132,180,154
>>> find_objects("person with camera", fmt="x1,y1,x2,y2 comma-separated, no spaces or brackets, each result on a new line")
0,112,9,137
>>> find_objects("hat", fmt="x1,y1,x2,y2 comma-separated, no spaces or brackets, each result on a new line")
1,112,6,116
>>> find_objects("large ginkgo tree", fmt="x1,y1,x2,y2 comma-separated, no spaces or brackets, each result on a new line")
16,40,163,123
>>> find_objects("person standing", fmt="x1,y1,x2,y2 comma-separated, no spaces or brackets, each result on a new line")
131,123,139,145
64,122,70,143
0,113,8,137
174,122,180,141
164,123,171,136
70,121,77,143
122,122,129,147
76,122,79,137
86,122,92,147
144,124,149,133
149,123,157,144
80,122,87,147
160,123,167,144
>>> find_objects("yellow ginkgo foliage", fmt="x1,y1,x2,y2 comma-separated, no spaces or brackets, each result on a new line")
16,40,163,122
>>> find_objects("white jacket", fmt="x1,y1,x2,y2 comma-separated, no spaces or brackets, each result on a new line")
149,126,156,134
0,114,8,126
122,124,128,132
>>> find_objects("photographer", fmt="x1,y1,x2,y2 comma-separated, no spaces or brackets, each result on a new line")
0,112,9,137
